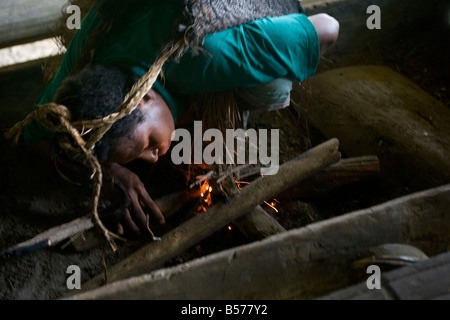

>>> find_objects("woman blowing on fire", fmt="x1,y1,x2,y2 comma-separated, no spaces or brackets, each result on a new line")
19,0,339,235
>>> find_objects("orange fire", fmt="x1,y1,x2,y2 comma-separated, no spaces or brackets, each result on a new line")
264,200,279,213
234,180,280,214
197,180,213,213
196,179,280,215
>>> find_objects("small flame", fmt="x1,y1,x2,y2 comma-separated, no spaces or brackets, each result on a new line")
201,180,212,195
197,180,213,213
234,180,250,190
264,201,279,213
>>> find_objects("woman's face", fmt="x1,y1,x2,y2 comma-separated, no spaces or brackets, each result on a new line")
106,89,175,164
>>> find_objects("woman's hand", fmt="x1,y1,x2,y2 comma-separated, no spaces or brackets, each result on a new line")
102,162,165,235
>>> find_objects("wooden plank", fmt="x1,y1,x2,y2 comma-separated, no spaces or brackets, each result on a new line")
0,0,67,49
320,251,450,300
384,251,450,300
65,184,450,300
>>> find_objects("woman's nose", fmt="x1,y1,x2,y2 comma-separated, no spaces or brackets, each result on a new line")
138,149,159,163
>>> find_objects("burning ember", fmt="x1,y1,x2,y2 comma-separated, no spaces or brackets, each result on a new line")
235,180,280,214
264,200,279,213
193,178,280,234
197,180,213,213
195,180,234,232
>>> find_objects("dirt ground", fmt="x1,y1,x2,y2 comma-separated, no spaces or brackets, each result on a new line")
0,2,449,300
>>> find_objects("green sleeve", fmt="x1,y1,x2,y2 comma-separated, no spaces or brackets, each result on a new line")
163,13,320,94
23,4,102,146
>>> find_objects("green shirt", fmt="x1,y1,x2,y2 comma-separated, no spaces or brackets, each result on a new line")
23,2,319,146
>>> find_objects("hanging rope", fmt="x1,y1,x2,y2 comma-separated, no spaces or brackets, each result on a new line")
4,39,185,251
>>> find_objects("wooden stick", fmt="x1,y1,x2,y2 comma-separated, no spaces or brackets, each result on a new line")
1,217,93,258
75,138,341,292
233,205,286,241
1,189,199,257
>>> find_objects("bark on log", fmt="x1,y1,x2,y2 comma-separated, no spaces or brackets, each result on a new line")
74,138,341,293
65,184,450,300
233,205,286,241
295,66,450,192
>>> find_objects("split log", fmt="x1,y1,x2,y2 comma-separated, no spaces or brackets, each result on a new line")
276,155,380,199
73,138,341,293
65,184,450,300
295,66,450,192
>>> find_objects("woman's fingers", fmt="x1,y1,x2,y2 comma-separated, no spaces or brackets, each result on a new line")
117,223,124,236
122,207,141,234
139,192,165,225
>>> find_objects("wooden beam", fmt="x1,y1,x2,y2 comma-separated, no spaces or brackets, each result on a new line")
0,0,67,49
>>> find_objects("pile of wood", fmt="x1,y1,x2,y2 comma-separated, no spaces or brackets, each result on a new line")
5,64,450,299
64,183,450,300
3,0,449,300
64,64,450,299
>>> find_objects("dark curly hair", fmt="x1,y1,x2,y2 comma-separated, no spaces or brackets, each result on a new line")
53,64,144,162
